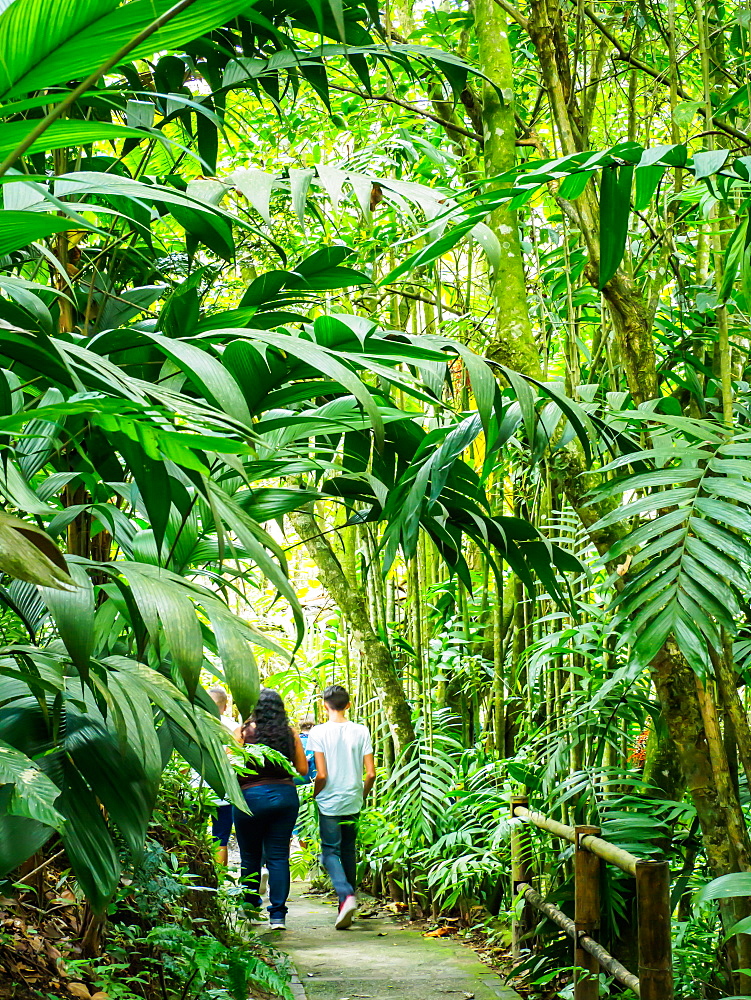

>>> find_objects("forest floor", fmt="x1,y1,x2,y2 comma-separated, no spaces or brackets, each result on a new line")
264,883,522,1000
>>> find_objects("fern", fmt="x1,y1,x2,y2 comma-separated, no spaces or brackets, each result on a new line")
226,950,294,1000
591,414,751,673
385,713,463,843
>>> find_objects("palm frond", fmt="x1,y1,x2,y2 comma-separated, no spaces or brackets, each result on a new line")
591,415,751,673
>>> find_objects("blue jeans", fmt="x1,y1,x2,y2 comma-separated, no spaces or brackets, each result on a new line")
318,810,358,903
211,803,233,847
234,783,299,920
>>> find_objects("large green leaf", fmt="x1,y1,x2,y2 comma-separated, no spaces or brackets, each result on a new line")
593,416,751,674
64,713,151,858
207,483,304,645
102,670,163,784
57,764,121,913
0,211,96,254
0,814,54,874
114,562,204,699
209,328,386,447
209,611,260,722
147,334,252,425
0,740,64,827
170,203,235,261
0,120,147,158
696,873,751,905
0,0,259,101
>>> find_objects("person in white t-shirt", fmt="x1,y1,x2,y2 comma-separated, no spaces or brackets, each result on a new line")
307,684,376,930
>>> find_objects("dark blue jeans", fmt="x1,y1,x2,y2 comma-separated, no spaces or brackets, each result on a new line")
211,803,233,847
318,810,358,903
234,783,299,920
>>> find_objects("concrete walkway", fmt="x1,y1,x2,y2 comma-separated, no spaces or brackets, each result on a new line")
260,884,522,1000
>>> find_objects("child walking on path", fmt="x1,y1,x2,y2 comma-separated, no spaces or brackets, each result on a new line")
308,685,377,929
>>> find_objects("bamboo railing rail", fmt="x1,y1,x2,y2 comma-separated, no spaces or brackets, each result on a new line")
510,796,673,1000
512,804,638,875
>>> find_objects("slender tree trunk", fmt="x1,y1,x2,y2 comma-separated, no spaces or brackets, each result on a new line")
525,0,659,404
288,509,415,753
475,0,541,375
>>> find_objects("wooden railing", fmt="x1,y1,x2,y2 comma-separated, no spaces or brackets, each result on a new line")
510,796,673,1000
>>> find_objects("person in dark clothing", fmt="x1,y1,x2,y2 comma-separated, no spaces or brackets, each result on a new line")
233,688,308,929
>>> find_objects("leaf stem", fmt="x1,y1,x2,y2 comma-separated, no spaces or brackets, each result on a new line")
327,84,482,143
0,0,201,178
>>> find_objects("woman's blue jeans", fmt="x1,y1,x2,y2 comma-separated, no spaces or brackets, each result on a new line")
234,782,299,920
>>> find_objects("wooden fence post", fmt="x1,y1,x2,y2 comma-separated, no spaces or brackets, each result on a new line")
510,795,532,960
574,826,600,1000
636,859,673,1000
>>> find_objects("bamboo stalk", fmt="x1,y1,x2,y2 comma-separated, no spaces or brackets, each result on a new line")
695,0,734,425
493,570,505,753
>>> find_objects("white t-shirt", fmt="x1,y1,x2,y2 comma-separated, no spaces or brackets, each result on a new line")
307,720,373,817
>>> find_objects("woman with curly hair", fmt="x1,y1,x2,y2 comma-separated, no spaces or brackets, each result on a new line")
234,688,308,929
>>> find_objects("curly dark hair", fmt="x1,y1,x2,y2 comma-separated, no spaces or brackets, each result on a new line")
242,688,294,760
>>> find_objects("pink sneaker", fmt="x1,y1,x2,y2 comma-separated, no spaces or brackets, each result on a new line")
334,895,358,929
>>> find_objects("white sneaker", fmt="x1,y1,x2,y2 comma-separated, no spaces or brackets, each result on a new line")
259,868,269,896
334,895,358,930
269,920,286,930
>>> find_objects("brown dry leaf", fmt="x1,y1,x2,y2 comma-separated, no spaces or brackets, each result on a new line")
66,983,92,999
616,553,632,577
423,927,453,938
91,993,112,999
44,941,62,963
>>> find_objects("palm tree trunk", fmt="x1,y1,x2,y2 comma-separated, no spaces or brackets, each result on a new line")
288,508,415,753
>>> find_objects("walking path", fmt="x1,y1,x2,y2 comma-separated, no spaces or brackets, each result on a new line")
261,884,522,1000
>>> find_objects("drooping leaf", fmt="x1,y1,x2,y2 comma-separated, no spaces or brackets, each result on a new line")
696,873,751,905
57,764,121,913
0,512,74,590
598,163,634,289
0,211,97,255
39,561,95,677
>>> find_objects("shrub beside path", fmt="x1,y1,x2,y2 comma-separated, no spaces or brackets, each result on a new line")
266,883,522,1000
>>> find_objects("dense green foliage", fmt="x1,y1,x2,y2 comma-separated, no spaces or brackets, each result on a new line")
5,0,751,999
